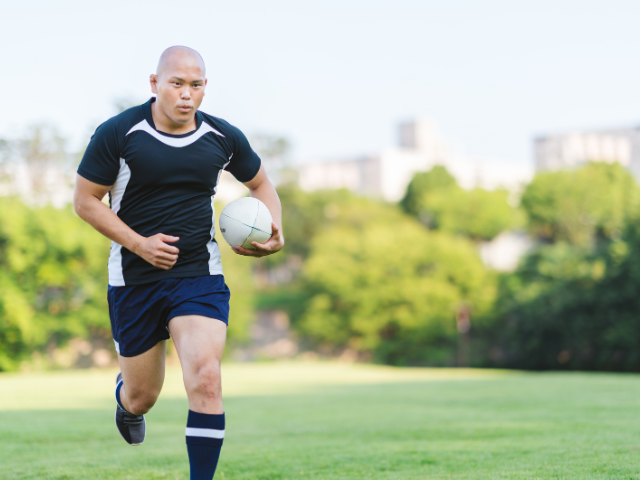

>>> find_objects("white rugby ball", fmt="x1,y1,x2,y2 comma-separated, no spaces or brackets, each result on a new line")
219,197,273,250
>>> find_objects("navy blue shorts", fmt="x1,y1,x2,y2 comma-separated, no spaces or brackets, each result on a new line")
108,275,230,357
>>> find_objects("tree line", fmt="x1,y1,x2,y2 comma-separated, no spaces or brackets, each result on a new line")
1,158,639,371
272,162,640,370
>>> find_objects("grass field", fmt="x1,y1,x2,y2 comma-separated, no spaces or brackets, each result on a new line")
2,363,640,479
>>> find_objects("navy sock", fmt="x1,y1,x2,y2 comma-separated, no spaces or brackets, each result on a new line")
186,410,225,480
115,379,127,411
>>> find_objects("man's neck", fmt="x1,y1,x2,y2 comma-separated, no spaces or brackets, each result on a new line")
151,101,197,135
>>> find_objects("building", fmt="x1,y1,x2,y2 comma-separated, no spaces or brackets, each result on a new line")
297,148,444,202
298,119,454,202
534,126,640,180
297,119,531,201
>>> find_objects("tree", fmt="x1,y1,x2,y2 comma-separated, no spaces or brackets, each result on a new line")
401,166,516,241
0,198,110,370
474,162,640,372
400,165,457,218
0,198,257,371
520,162,640,246
298,199,497,365
491,218,640,371
272,185,355,261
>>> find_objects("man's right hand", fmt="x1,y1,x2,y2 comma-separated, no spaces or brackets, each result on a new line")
133,234,180,270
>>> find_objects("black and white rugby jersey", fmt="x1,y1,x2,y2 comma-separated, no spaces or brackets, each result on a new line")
78,97,261,287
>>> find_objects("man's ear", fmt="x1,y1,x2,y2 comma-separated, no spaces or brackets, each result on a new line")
150,74,159,94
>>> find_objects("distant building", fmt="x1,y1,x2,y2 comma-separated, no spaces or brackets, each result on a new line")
298,149,443,202
298,119,454,202
446,157,533,194
534,126,640,180
297,119,531,201
397,118,454,162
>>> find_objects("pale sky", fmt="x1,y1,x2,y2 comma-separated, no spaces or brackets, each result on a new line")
2,0,639,166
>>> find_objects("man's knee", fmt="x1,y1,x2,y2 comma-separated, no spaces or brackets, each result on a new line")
187,363,221,401
126,387,160,415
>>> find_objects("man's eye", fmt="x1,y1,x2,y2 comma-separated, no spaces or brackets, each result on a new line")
173,82,181,86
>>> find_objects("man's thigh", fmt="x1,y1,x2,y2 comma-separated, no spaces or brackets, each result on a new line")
118,340,167,398
168,315,227,369
169,315,227,413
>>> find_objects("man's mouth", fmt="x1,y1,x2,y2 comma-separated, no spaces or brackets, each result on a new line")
178,105,193,112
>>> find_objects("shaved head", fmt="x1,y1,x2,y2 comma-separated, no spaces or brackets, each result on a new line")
150,46,208,133
156,46,206,79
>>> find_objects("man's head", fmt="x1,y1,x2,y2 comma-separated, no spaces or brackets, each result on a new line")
150,46,207,127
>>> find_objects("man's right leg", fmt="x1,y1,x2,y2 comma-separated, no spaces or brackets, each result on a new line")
108,279,174,445
118,340,167,415
115,340,166,445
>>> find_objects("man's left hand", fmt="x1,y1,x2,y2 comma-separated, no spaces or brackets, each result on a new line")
232,222,284,257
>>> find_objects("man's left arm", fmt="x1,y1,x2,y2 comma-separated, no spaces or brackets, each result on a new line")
232,165,284,257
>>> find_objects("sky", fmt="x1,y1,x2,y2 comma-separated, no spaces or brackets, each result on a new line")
2,0,639,166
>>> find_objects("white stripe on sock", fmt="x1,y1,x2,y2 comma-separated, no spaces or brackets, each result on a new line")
185,427,225,439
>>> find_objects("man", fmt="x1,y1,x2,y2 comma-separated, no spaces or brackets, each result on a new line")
74,46,283,479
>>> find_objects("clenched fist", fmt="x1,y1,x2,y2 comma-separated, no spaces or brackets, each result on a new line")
133,233,180,270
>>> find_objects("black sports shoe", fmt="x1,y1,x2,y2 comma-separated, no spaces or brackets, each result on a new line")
114,372,146,446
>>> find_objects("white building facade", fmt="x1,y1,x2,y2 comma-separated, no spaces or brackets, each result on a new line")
534,127,640,180
298,119,454,202
297,119,532,202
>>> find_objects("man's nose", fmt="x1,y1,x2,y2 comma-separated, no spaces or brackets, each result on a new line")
181,88,191,100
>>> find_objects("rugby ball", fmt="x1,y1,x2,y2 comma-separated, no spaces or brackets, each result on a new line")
219,197,273,249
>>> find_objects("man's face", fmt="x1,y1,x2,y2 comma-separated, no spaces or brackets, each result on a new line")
150,58,207,126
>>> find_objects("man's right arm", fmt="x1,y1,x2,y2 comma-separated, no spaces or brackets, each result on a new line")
73,174,180,271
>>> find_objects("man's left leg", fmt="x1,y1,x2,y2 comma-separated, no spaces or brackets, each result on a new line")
169,315,227,480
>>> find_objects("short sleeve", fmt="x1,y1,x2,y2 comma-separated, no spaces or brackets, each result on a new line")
77,120,122,186
224,125,261,183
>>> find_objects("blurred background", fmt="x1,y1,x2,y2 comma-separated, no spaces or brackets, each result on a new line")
2,0,640,372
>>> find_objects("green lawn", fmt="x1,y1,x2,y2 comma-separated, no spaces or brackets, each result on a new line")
2,363,640,479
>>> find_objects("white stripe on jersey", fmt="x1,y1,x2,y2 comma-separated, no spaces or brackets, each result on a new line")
108,158,131,286
125,120,224,147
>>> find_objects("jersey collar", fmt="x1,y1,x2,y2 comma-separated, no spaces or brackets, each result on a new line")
143,97,203,138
